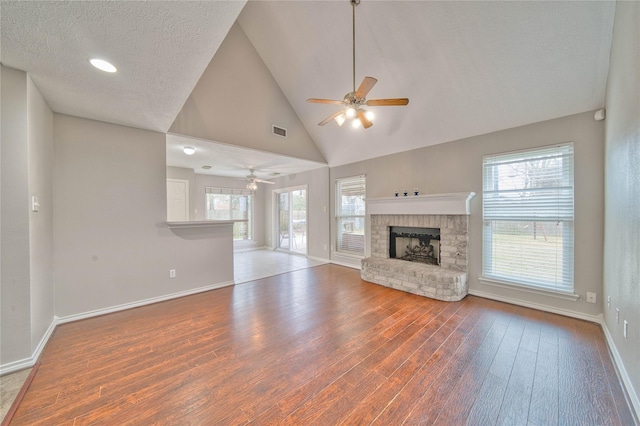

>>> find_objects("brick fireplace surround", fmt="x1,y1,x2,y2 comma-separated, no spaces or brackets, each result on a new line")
361,193,475,302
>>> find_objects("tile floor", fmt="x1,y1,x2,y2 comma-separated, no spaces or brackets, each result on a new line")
0,367,32,422
234,249,327,284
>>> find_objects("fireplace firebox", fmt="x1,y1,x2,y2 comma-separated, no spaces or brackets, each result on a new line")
389,226,441,265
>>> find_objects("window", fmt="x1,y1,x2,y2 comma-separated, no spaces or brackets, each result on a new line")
482,143,574,292
336,175,366,256
205,187,253,241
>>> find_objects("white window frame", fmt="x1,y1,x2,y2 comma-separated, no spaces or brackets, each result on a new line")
205,187,254,242
481,143,575,294
335,175,366,257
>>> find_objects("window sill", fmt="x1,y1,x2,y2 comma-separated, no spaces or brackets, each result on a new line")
166,220,234,229
334,251,365,260
478,277,579,301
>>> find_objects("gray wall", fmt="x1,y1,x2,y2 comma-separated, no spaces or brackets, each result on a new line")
194,173,266,249
27,75,55,352
54,114,234,318
170,22,325,164
603,0,640,410
331,110,604,318
1,66,55,367
166,166,196,219
1,66,32,364
266,167,330,260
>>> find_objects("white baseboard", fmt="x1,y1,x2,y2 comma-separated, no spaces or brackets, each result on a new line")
0,318,56,376
57,280,235,324
330,259,361,270
601,322,640,423
307,255,330,264
468,289,602,323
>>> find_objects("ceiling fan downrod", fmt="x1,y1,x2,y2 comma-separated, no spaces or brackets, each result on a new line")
351,0,360,94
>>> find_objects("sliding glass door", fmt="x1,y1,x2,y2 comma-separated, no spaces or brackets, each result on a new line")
276,186,307,255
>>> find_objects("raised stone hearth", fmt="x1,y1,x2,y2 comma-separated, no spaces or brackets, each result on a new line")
361,258,467,302
361,193,474,302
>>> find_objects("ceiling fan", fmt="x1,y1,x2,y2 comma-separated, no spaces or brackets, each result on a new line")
244,169,275,191
307,0,409,129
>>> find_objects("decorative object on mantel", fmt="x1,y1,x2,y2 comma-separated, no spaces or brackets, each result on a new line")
394,190,399,197
403,189,408,196
414,187,419,196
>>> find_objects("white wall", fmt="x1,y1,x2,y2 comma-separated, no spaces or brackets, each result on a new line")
53,114,234,318
27,75,55,352
331,111,605,318
194,173,266,249
266,167,330,260
603,0,640,414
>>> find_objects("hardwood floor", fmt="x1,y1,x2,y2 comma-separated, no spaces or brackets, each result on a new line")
11,265,633,425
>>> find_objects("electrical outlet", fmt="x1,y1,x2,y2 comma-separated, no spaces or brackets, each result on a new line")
616,308,620,324
586,292,596,303
623,320,628,339
607,296,611,310
169,269,176,279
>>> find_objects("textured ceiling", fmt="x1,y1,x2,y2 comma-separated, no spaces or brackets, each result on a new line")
166,134,326,179
1,1,616,170
0,0,245,133
239,1,615,166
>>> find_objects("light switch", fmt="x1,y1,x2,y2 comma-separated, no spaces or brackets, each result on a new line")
32,196,40,212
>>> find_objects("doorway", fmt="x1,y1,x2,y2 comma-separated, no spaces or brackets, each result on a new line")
275,186,307,255
167,178,190,221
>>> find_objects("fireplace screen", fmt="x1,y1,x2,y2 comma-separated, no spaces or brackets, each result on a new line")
389,226,441,265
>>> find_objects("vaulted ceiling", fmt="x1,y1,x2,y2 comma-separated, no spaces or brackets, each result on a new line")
1,1,616,172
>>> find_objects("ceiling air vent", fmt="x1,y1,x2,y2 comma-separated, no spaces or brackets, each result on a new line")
272,125,287,138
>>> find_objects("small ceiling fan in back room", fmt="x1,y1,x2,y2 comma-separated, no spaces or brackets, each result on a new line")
307,0,409,129
244,169,275,191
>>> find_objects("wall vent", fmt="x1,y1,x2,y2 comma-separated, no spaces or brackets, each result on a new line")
272,125,287,138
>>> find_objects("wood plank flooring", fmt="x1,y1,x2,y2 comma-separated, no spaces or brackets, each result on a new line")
11,264,634,425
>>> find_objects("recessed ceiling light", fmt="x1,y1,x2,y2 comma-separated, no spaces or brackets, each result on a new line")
183,146,196,155
90,58,117,73
202,165,212,170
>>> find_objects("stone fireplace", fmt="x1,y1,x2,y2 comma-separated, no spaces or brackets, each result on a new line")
361,192,475,302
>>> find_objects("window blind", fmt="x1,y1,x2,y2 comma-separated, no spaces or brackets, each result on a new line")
482,143,574,292
336,175,366,255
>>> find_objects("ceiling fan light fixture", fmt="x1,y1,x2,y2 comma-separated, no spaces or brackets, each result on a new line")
246,181,258,191
335,114,346,126
345,107,357,119
352,118,361,128
364,110,374,121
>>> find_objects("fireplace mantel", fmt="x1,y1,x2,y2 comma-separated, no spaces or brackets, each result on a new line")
366,192,475,215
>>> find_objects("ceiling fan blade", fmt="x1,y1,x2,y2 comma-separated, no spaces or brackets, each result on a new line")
254,179,275,185
355,76,378,99
318,110,345,126
307,98,344,105
366,98,410,106
357,110,373,129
